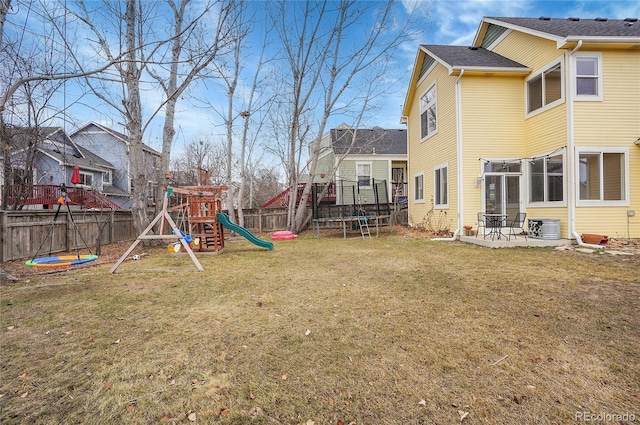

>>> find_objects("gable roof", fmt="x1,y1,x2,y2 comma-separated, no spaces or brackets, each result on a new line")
9,126,113,172
475,17,640,48
331,128,407,156
421,45,530,74
72,121,162,156
400,45,529,119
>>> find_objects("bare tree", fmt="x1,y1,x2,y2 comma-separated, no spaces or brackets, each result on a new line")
170,137,226,186
1,0,127,209
0,0,9,47
269,0,417,233
69,0,238,234
227,10,273,226
206,1,277,227
249,165,284,209
146,0,237,193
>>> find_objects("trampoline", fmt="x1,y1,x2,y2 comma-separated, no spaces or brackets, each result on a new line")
25,254,98,268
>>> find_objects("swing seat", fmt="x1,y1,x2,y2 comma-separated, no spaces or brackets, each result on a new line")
25,254,98,268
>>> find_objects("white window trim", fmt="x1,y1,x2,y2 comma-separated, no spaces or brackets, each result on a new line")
575,147,629,207
527,151,567,208
413,171,425,204
79,171,93,187
525,56,565,118
356,161,372,188
572,52,603,101
103,170,112,185
420,82,438,142
434,163,449,209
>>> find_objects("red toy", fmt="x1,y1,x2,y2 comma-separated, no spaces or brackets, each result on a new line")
271,231,297,240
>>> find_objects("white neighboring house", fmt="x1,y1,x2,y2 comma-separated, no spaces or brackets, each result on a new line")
71,122,163,208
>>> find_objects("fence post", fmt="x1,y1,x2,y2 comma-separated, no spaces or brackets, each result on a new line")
258,208,263,233
65,209,70,252
110,211,115,244
0,211,7,263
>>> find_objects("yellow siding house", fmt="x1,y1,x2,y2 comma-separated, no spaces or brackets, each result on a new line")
402,16,640,242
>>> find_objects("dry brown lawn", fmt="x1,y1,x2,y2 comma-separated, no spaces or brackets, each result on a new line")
1,229,639,424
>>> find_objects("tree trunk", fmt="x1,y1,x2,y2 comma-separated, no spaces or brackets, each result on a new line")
124,0,148,236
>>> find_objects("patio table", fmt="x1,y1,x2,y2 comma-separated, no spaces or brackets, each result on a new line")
483,213,507,240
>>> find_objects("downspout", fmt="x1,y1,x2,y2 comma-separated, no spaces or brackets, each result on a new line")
432,69,464,241
566,40,601,248
401,115,410,227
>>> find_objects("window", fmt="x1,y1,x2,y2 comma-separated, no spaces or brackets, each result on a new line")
420,84,437,139
414,173,424,202
434,164,448,207
79,172,93,187
356,162,371,187
574,53,602,100
526,61,563,115
11,166,28,185
392,167,404,183
578,150,627,204
103,171,112,185
529,155,564,203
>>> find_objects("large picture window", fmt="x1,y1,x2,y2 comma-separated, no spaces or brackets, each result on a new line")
578,150,627,204
529,155,563,203
420,84,437,139
434,164,448,207
414,173,424,202
526,61,563,115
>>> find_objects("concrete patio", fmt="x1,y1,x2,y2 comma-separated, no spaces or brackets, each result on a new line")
459,234,571,249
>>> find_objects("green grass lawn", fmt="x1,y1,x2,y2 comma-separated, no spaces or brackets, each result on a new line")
1,231,639,424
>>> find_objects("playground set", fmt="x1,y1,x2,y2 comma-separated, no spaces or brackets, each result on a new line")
311,178,392,239
109,183,273,273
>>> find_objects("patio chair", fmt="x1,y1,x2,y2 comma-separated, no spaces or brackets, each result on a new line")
476,212,487,239
507,212,527,241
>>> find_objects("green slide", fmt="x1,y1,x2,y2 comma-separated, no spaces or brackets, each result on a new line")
217,213,274,251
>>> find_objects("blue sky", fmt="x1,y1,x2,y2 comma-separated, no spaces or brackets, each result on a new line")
5,0,640,159
410,0,640,46
375,0,640,130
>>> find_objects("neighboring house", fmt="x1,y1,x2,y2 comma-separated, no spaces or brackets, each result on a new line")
315,125,408,205
401,16,640,240
71,122,162,208
5,126,116,207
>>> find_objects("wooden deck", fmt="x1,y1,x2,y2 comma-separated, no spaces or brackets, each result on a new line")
5,184,122,210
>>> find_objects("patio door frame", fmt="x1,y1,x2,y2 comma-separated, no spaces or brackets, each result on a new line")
481,163,524,233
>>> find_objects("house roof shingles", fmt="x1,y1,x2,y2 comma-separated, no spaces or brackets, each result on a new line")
421,45,528,70
331,128,407,155
76,122,162,156
10,126,114,172
486,17,640,38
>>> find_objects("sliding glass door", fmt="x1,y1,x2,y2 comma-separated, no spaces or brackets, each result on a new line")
484,169,521,223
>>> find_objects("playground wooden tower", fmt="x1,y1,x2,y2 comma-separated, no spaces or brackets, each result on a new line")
184,185,226,252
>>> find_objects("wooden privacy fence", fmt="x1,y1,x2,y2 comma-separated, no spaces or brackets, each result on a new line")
1,206,406,262
0,207,290,263
0,209,136,263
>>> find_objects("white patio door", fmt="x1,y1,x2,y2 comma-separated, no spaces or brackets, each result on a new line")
484,174,521,222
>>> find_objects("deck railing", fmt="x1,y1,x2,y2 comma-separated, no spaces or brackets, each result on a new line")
260,182,336,209
4,184,122,210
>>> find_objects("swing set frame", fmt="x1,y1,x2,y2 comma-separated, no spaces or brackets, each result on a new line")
25,184,99,268
109,187,205,273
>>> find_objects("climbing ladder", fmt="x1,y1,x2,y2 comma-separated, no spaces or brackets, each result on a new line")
357,213,371,239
